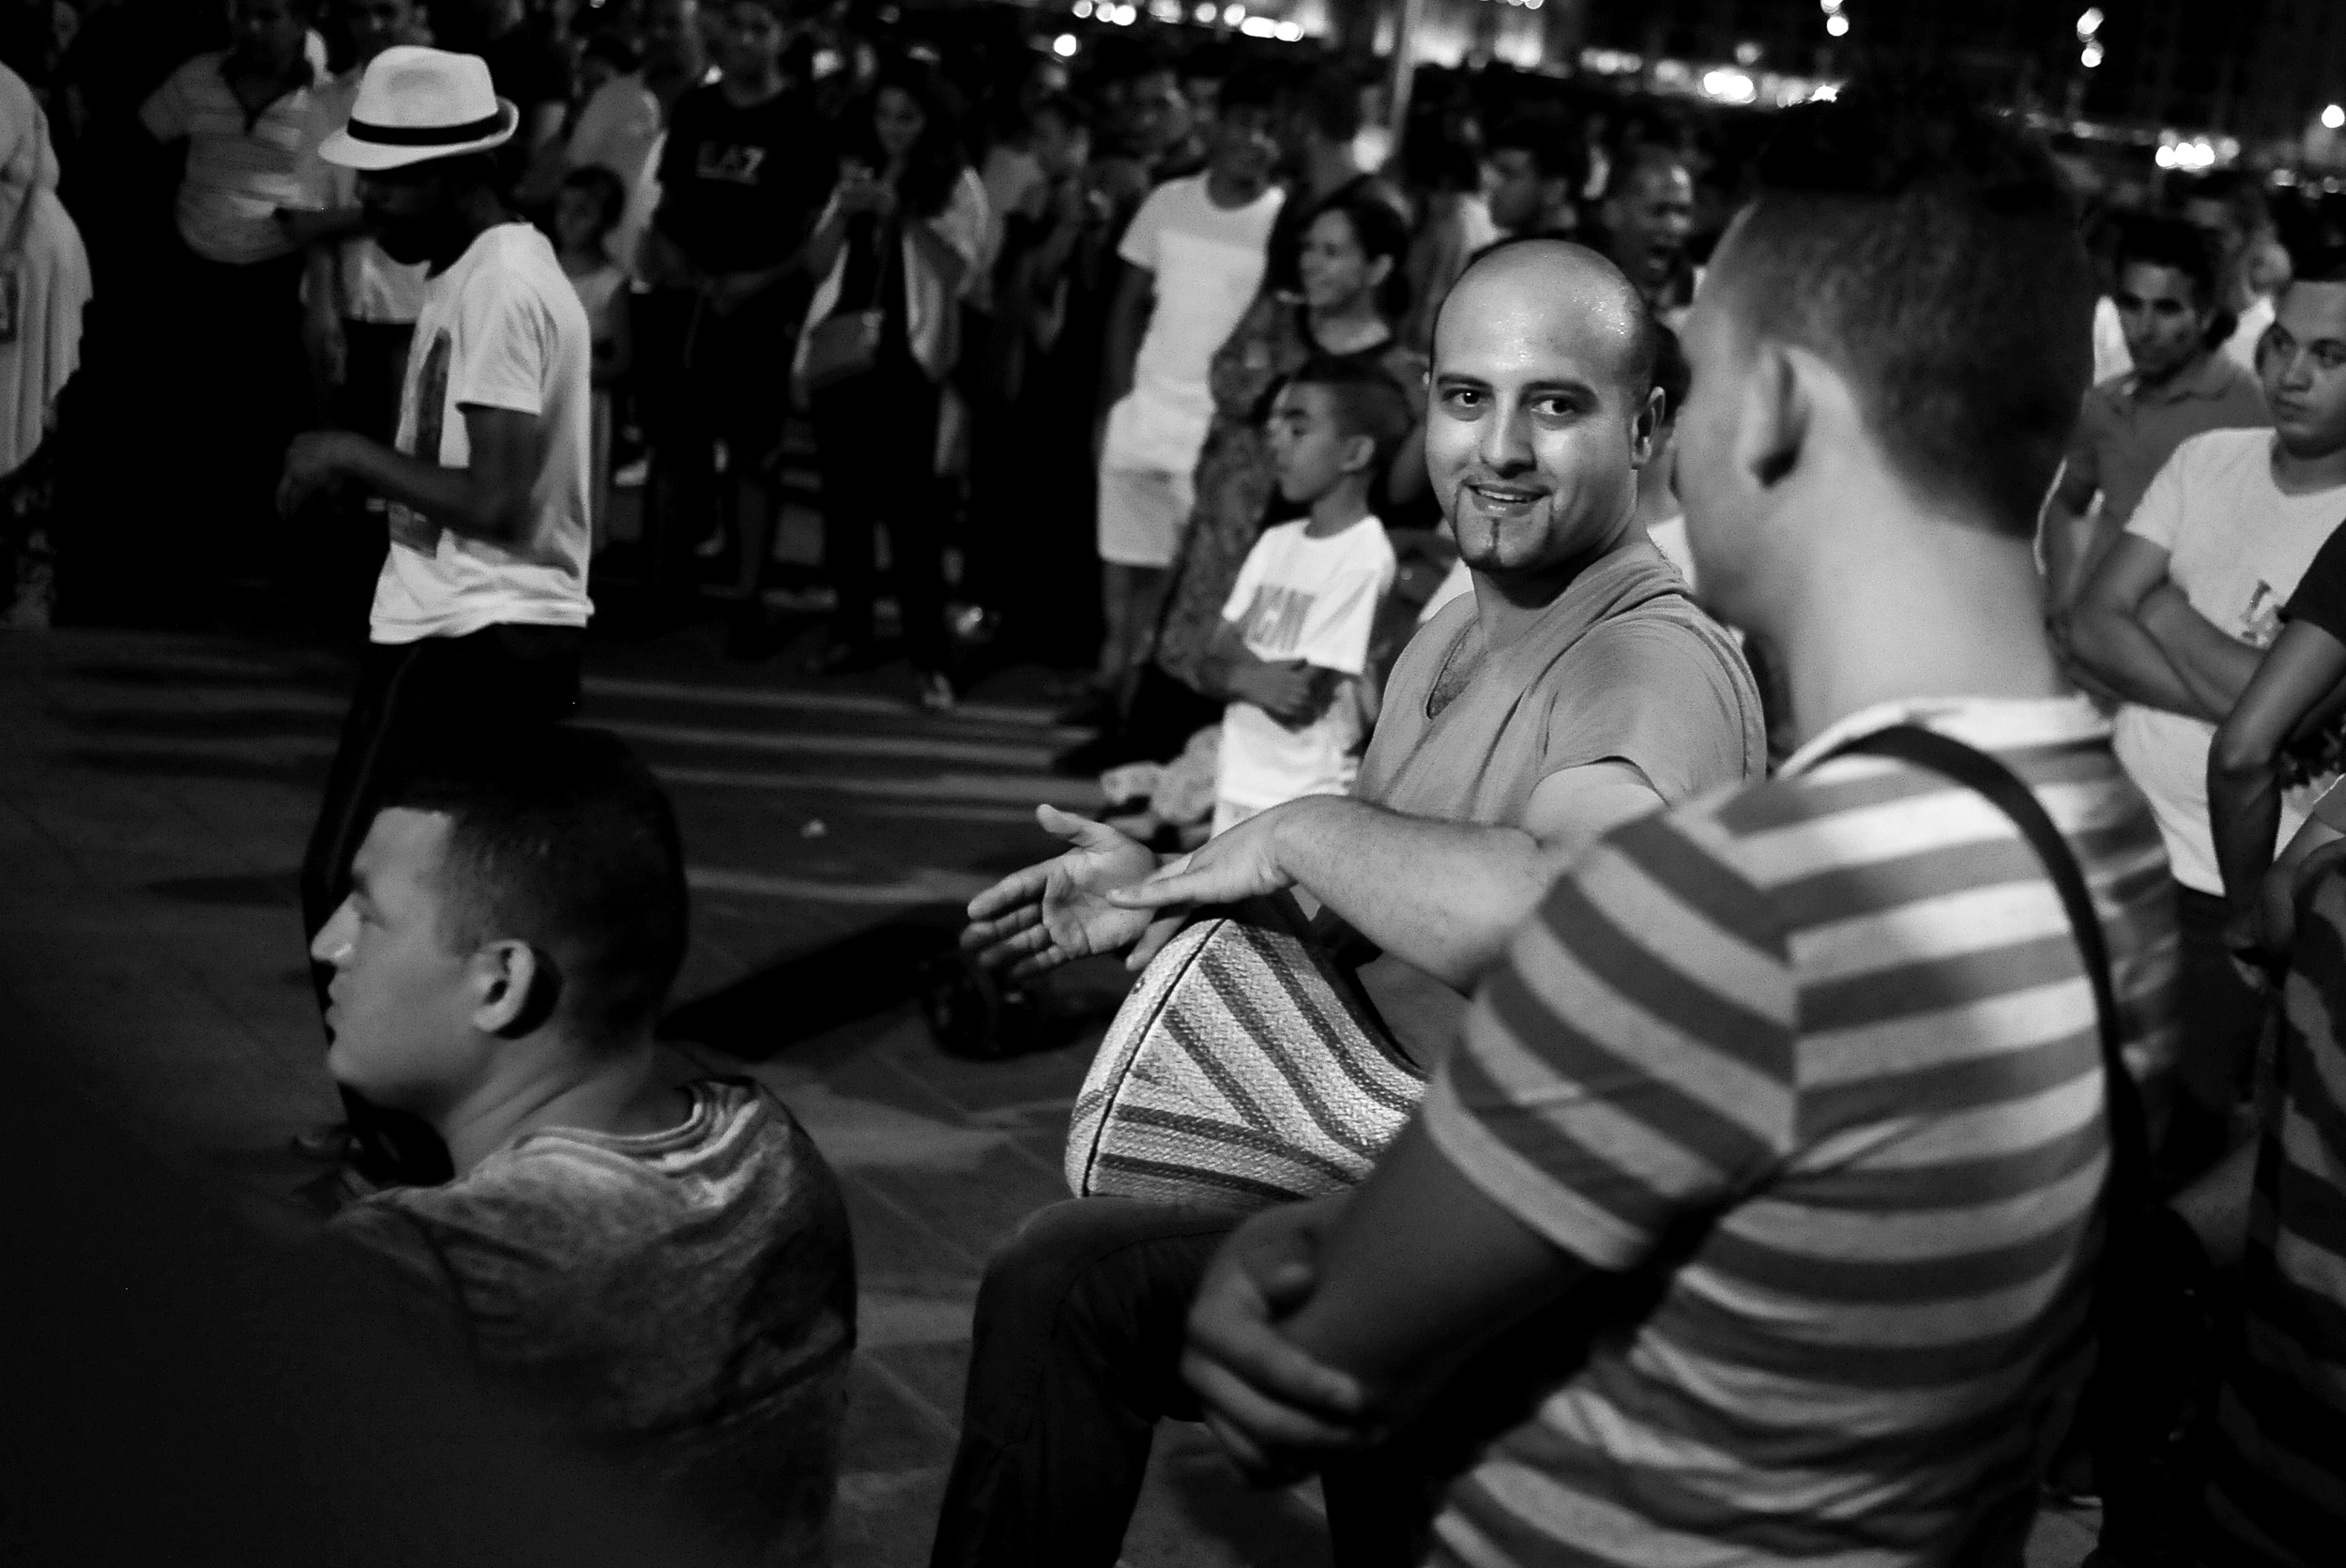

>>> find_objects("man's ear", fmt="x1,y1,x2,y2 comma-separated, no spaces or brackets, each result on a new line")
1735,342,1808,492
1363,253,1394,295
1627,384,1665,469
469,939,559,1038
1341,431,1379,476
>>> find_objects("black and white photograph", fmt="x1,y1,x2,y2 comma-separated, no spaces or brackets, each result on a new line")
7,2,2345,1564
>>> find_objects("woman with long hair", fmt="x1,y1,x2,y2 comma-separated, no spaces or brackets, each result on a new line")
796,56,986,708
1126,189,1427,754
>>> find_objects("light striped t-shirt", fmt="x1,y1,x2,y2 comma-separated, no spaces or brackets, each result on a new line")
139,51,320,266
1423,696,2179,1568
2201,860,2346,1566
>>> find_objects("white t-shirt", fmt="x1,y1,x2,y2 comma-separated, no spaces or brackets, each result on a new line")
373,223,595,645
1646,515,1696,587
1101,175,1285,475
296,70,429,324
2223,292,2276,373
1214,516,1396,829
2092,294,2134,386
2114,428,2346,891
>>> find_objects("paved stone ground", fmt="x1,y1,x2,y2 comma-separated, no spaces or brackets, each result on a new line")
0,618,2099,1567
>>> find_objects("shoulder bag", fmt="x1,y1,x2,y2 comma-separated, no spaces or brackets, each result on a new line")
797,217,895,399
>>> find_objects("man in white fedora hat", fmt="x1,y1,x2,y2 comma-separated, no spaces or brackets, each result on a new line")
280,44,595,1188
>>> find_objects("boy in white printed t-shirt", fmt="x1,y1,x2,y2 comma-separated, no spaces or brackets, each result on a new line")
1209,358,1410,835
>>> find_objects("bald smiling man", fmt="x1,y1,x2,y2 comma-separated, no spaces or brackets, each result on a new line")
934,239,1764,1568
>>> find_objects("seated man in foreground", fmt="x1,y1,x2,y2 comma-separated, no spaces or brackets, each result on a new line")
1181,78,2180,1564
933,239,1765,1565
315,726,855,1564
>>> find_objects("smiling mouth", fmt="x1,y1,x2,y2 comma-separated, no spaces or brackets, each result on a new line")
1466,481,1546,507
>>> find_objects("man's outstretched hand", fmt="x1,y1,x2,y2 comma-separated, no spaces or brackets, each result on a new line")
962,804,1162,980
1107,803,1297,968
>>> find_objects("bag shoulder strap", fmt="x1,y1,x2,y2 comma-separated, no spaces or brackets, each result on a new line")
1830,723,2147,1217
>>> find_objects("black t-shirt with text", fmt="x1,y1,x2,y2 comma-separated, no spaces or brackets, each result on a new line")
2283,518,2346,647
656,84,830,276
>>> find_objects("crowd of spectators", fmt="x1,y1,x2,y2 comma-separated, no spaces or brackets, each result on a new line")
12,4,2346,1568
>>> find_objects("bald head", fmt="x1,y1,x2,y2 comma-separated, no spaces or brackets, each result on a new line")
1434,238,1658,404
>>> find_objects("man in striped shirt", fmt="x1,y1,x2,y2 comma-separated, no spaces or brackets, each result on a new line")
2186,854,2346,1565
1181,78,2181,1565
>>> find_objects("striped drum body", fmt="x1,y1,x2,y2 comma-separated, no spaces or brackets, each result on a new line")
1066,895,1424,1212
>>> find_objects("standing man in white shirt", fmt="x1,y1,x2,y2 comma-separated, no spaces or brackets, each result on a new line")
279,46,595,1187
1089,64,1285,705
2066,255,2346,1177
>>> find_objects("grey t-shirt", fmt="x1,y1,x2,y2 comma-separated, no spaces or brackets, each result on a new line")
333,1078,855,1564
1341,547,1766,1061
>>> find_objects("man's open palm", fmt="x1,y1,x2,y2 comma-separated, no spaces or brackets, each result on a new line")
962,805,1160,979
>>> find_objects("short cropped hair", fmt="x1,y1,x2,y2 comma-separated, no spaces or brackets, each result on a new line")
1287,356,1417,469
385,726,690,1048
1650,318,1690,422
1723,74,2095,538
1486,109,1587,191
1306,187,1413,321
2113,215,2222,310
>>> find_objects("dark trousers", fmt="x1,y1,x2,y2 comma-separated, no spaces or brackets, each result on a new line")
640,289,796,601
299,625,584,1184
809,358,946,668
929,1197,1573,1568
2166,885,2267,1184
929,1198,1235,1568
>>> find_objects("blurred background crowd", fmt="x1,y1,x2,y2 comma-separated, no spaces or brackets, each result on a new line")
8,0,2342,727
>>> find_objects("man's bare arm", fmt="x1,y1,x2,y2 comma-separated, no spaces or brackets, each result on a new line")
2209,620,2346,923
2066,534,2214,719
283,406,542,545
1112,761,1665,1006
1098,262,1153,414
1280,766,1660,990
1270,1119,1585,1407
1182,1125,1593,1480
2140,584,2264,718
2038,460,2102,612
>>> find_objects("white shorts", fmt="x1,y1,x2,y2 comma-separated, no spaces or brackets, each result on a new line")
1096,464,1196,569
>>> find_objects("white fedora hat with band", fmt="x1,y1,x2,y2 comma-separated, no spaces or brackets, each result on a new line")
320,45,518,172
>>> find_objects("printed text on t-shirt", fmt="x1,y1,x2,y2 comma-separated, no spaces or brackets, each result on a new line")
694,143,769,186
1238,582,1318,659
